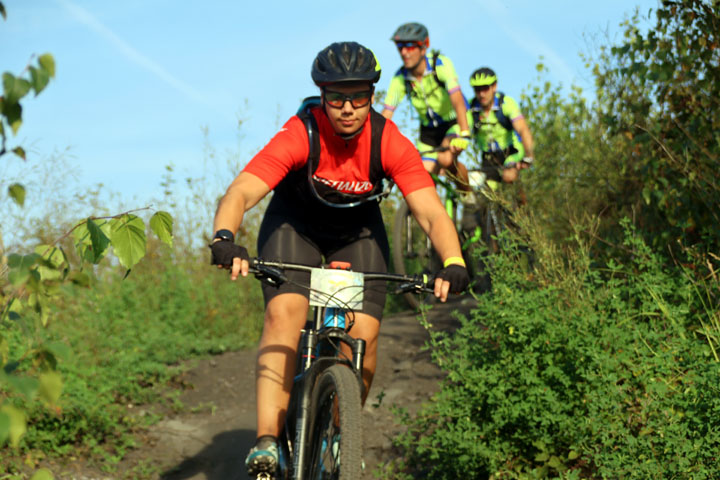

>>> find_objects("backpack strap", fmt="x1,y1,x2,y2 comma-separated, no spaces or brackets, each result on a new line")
430,50,446,92
403,50,446,101
297,96,322,172
470,93,513,132
470,97,481,133
368,109,387,184
494,92,513,131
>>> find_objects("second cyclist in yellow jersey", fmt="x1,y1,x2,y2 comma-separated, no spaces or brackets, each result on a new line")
381,22,473,194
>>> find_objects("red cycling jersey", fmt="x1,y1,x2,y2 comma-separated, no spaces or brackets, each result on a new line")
243,106,433,198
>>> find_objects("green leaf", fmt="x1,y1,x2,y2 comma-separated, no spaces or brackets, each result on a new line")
35,244,66,269
34,244,67,281
30,469,55,480
12,146,26,160
110,214,147,269
43,342,72,362
7,253,40,286
2,73,31,104
0,405,27,448
38,53,56,78
73,219,110,264
568,450,580,460
3,99,22,134
8,183,25,207
38,371,62,405
29,65,50,96
87,218,111,262
0,410,10,446
68,270,90,287
150,211,173,247
5,374,38,399
0,3,7,20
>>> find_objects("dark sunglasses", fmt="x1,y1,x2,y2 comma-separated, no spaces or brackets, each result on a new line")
395,41,422,50
474,85,492,92
324,89,373,109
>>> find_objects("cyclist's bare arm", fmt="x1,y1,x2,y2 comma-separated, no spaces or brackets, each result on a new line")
404,186,465,301
213,171,271,279
512,116,535,164
448,89,470,134
381,108,394,120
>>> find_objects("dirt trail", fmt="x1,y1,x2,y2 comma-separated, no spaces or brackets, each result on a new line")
104,297,473,480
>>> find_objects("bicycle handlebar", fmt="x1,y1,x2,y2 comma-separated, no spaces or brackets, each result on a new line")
249,258,434,295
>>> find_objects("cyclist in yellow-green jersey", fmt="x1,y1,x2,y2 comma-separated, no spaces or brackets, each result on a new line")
382,22,473,194
469,67,535,184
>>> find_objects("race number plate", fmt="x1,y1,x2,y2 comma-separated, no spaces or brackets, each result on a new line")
309,268,364,310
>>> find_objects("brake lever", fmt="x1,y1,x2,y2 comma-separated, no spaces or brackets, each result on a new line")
249,264,288,287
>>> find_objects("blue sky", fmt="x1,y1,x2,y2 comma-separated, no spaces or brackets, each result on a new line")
1,0,659,205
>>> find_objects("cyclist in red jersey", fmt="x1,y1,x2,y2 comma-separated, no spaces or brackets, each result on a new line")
209,41,469,476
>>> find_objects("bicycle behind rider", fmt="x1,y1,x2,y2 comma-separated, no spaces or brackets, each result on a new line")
381,22,474,199
209,41,469,477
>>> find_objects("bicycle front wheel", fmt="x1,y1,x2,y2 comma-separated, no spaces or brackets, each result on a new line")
392,201,441,310
307,364,363,480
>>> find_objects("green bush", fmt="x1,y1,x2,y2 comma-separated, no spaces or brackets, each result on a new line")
2,250,264,457
384,225,720,479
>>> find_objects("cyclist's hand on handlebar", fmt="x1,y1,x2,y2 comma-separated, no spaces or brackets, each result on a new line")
449,131,471,154
210,240,249,280
520,156,534,169
434,264,470,301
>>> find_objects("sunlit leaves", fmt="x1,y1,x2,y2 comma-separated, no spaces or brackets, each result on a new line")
30,469,55,480
37,371,62,406
8,183,25,207
150,211,173,247
0,405,26,448
110,214,147,269
37,53,55,78
34,244,67,281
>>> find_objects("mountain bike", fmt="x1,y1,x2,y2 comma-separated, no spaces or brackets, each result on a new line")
248,258,432,480
392,153,531,306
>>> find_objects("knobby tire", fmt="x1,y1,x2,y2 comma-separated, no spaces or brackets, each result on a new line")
307,365,363,480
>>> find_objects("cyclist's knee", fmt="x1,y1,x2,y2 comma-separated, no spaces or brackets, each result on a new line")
502,167,519,183
264,294,308,332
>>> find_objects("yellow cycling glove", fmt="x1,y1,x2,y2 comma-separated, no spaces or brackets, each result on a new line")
449,130,471,150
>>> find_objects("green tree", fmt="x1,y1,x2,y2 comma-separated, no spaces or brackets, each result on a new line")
594,0,720,256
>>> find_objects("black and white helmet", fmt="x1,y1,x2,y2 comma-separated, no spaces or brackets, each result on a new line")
311,42,381,86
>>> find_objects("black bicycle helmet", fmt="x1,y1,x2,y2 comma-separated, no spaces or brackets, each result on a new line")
311,42,381,86
391,22,429,47
470,67,498,87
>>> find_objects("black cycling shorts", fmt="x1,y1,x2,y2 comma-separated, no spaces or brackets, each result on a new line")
419,119,457,147
256,201,390,320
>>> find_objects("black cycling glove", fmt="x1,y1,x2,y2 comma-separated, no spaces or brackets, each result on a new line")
435,264,470,294
210,240,249,267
